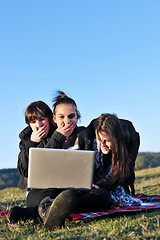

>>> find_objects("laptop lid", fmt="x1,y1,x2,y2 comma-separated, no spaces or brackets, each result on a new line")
28,148,95,190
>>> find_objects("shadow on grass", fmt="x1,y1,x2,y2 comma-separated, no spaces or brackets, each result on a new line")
0,199,26,211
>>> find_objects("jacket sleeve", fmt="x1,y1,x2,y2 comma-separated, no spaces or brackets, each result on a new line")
96,167,129,191
43,130,66,148
95,173,119,190
17,138,39,178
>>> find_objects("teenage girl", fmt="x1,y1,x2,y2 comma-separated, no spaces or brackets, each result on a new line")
92,113,142,207
17,100,56,190
87,114,140,196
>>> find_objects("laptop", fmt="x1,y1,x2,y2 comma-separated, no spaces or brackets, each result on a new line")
28,148,95,190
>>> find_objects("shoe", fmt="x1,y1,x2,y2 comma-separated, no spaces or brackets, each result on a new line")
38,189,77,230
8,206,38,223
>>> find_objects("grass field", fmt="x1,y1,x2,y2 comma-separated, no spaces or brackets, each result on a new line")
0,167,160,239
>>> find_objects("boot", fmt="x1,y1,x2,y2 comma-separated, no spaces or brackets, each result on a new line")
38,189,77,230
8,206,39,223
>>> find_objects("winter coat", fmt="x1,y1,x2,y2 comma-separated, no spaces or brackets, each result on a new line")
17,125,92,189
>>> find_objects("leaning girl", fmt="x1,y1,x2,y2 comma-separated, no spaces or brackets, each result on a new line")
93,113,142,207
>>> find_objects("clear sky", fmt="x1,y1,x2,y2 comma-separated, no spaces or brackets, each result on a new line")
0,1,160,169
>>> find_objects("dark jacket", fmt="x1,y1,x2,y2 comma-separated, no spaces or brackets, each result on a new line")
17,125,92,189
87,117,140,195
93,152,131,191
17,125,55,189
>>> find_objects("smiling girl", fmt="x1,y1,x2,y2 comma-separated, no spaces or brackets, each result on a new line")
93,113,142,207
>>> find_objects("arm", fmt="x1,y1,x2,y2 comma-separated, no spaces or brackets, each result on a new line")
95,169,129,191
95,174,119,190
43,130,66,148
17,136,39,178
95,152,130,191
44,121,78,148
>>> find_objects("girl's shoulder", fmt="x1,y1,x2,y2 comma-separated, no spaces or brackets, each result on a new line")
19,126,32,140
76,126,93,150
76,126,92,135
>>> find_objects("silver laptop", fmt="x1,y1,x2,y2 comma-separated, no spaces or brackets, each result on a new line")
28,148,95,190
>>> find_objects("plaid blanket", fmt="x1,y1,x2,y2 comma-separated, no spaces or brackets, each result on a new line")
1,194,160,220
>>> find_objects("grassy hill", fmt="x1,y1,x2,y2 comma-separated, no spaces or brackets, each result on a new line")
0,168,20,190
135,152,160,170
0,167,160,239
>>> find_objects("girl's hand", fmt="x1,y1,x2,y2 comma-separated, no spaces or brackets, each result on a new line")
92,184,99,189
56,122,76,139
30,124,48,142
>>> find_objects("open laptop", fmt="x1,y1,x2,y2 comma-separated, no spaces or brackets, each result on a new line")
28,148,95,190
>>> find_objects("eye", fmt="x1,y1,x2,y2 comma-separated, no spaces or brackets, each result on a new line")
30,120,36,124
102,138,110,145
39,117,45,121
69,113,76,119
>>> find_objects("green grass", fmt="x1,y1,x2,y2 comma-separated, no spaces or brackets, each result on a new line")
0,167,160,239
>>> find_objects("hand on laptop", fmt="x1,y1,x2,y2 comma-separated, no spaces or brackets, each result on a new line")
30,124,49,142
56,122,76,139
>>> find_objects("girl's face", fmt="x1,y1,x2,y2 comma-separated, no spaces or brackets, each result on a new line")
29,116,50,134
96,131,112,154
53,103,78,128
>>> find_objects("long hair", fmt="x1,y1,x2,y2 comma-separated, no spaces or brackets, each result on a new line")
96,113,129,185
52,90,81,120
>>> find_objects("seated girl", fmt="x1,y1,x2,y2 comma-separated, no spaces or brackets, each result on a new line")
17,100,56,190
88,114,140,196
9,91,92,229
93,113,142,207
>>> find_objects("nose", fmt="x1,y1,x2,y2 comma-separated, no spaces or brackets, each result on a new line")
102,140,107,147
65,117,71,125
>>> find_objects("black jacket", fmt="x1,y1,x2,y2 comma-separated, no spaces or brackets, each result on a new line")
17,125,55,189
17,125,92,189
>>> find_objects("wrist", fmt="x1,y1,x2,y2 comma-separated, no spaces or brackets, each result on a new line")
53,131,66,143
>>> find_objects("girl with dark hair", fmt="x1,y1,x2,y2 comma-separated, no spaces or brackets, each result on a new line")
18,101,56,190
93,113,142,207
87,113,140,196
9,91,93,229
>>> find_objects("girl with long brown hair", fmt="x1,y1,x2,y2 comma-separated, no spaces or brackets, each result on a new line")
93,113,141,207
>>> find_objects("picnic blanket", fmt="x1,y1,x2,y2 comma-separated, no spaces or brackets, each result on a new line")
0,194,160,220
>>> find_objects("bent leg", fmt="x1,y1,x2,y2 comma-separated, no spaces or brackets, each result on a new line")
75,188,113,213
27,188,61,207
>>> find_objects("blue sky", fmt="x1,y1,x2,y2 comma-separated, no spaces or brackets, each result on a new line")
0,1,160,169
